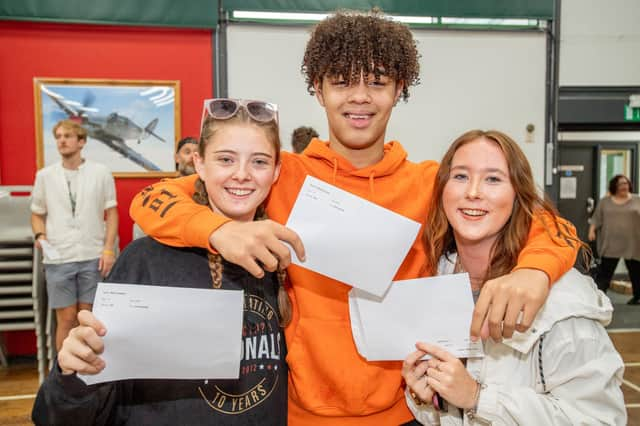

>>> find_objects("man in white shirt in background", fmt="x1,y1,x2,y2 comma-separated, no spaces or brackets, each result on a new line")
30,119,118,351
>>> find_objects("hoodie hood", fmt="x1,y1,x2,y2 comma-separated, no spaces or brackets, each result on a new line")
303,139,408,179
302,139,409,197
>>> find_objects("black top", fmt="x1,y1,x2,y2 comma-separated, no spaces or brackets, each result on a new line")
32,237,287,426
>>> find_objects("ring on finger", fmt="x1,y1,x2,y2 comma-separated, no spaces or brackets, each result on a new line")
410,390,424,406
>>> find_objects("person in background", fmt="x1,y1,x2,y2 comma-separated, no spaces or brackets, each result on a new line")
129,11,579,425
32,99,290,426
589,174,640,305
30,119,118,351
291,125,318,153
175,136,198,176
402,130,625,425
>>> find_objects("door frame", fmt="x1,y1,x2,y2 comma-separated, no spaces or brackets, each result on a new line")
558,131,639,202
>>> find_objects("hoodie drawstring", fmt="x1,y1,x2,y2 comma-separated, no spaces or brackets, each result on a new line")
368,172,375,197
331,157,376,197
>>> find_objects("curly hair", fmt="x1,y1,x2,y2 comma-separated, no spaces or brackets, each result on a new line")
302,10,420,101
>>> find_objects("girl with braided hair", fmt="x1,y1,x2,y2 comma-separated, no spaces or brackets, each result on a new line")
33,99,291,426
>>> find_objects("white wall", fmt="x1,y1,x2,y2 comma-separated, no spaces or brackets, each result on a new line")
227,24,547,185
559,0,640,276
560,0,640,86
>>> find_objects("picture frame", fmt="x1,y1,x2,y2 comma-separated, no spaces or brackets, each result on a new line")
34,78,181,178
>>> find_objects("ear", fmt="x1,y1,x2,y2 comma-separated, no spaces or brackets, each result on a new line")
314,78,325,107
193,151,206,180
394,80,404,105
272,161,282,184
174,152,180,163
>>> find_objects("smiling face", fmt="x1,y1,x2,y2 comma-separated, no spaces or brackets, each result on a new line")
194,124,280,222
442,137,516,250
314,72,403,164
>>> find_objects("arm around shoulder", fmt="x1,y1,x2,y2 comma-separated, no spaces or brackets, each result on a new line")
515,213,579,285
129,175,230,249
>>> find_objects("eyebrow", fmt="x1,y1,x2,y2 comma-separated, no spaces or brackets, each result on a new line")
212,149,274,158
450,165,509,176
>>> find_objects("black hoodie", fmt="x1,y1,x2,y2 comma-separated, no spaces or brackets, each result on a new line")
32,237,287,426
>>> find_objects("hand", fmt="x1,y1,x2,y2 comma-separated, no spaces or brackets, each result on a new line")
209,220,305,278
34,235,46,250
470,268,549,341
588,229,596,242
99,252,116,277
402,348,435,405
418,342,479,409
57,310,107,375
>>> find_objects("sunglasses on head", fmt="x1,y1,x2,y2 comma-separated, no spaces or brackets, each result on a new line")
203,98,278,123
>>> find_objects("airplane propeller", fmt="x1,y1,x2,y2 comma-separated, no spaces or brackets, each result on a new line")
82,91,96,109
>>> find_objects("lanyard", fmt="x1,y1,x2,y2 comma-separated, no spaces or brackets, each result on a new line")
66,179,77,217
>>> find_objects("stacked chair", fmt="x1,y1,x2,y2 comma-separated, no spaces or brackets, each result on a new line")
0,186,48,382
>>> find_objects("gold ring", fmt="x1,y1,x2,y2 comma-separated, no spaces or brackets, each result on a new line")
410,390,424,406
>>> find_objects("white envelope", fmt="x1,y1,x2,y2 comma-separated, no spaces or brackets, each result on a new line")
349,274,484,361
286,175,421,297
79,282,244,385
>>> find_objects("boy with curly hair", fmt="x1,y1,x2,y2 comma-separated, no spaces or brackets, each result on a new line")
131,11,577,425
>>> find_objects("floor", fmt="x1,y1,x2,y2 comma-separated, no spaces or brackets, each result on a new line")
1,297,639,425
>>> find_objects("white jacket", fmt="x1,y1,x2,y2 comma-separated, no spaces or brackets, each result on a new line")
408,258,626,426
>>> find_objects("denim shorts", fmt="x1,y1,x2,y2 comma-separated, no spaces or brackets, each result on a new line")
44,258,101,309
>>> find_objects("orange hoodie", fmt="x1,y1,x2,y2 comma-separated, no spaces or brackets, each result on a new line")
130,139,578,425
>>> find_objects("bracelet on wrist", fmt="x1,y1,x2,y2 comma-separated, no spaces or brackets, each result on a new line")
34,232,45,241
102,249,115,256
465,380,485,420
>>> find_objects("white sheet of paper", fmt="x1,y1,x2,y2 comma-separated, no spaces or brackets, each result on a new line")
559,176,577,199
39,239,61,261
285,175,421,297
79,282,244,385
349,273,484,360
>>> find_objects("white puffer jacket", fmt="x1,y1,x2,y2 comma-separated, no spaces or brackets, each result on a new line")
408,257,626,425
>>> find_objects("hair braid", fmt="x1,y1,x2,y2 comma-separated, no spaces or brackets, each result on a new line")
192,181,292,326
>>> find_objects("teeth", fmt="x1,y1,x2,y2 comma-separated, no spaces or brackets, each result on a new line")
227,188,253,196
461,209,486,217
347,114,369,119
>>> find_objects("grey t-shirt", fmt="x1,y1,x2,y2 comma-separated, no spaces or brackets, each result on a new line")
592,194,640,260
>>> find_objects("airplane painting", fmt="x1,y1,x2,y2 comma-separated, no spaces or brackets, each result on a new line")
35,79,179,176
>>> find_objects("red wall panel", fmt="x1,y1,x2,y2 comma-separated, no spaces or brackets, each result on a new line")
0,21,213,355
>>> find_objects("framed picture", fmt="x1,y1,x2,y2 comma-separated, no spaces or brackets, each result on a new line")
34,78,181,178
